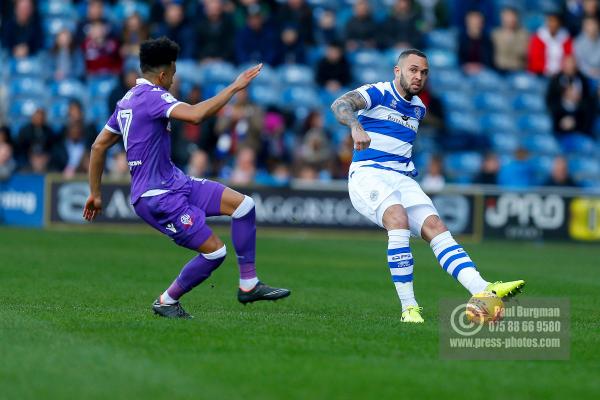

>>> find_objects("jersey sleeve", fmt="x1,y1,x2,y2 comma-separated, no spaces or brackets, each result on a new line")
104,109,121,135
355,83,384,110
146,89,183,119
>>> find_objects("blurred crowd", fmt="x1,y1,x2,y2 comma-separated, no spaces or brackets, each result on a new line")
0,0,599,190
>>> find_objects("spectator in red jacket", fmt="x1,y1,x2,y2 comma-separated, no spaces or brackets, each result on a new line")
528,12,573,76
82,21,122,75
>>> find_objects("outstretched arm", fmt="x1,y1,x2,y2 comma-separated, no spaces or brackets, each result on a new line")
331,90,371,151
170,63,262,125
83,129,121,221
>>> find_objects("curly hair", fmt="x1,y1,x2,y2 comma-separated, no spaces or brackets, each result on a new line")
139,37,180,73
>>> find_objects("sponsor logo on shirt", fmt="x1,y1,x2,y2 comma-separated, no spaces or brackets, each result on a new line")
128,160,142,167
166,223,177,233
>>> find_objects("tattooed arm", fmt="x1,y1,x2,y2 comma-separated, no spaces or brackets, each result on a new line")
331,91,371,151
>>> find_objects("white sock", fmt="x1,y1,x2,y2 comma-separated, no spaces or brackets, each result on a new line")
240,277,259,291
429,231,489,295
160,291,177,305
388,229,418,312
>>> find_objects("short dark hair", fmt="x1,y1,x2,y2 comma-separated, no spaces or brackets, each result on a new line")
139,37,180,73
397,49,427,66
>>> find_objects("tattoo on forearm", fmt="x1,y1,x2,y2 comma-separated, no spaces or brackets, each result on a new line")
331,91,367,127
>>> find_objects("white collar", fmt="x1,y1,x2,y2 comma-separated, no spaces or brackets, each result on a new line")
136,78,155,86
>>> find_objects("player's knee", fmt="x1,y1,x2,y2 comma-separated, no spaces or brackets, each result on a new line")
198,234,225,253
232,195,255,219
383,205,408,230
421,215,447,241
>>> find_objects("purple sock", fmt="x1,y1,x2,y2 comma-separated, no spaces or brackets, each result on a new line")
231,197,257,280
166,247,226,300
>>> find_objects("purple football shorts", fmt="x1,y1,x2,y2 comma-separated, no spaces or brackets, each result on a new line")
134,177,226,250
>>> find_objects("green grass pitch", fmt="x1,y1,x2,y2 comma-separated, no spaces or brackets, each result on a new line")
1,226,599,399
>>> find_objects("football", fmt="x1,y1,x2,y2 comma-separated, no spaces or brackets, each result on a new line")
465,291,504,324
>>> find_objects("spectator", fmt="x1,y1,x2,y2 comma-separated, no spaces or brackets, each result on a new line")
544,156,577,187
475,152,500,185
0,142,17,181
528,12,573,76
565,0,600,35
75,0,114,46
277,0,315,46
52,121,88,179
379,0,424,49
82,21,122,75
235,5,281,66
316,41,351,91
64,100,99,147
0,0,42,58
108,150,130,180
314,8,339,45
497,148,534,188
546,55,597,136
452,0,496,31
0,126,13,146
153,2,195,59
491,7,529,73
46,29,85,81
574,17,600,80
186,149,210,178
296,164,319,181
458,10,494,74
420,155,445,192
16,108,54,167
21,144,50,174
229,146,257,185
335,134,354,179
296,125,333,174
261,110,291,165
414,0,449,31
196,0,235,63
121,13,149,60
215,88,264,155
107,70,139,111
280,25,306,64
344,0,378,51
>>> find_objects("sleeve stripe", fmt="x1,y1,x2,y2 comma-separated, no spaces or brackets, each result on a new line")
104,124,121,135
166,101,183,118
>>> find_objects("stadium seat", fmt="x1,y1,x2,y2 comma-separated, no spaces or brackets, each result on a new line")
522,132,560,155
352,66,388,85
174,60,203,85
425,48,458,69
440,91,475,111
50,79,88,103
512,92,546,113
523,12,545,32
426,29,458,51
443,152,483,183
202,82,229,99
480,112,519,133
8,98,45,121
468,69,504,91
86,101,109,127
568,155,600,184
348,49,382,67
517,113,553,134
446,111,481,134
112,1,151,21
47,98,71,131
491,131,521,153
88,76,118,100
9,56,45,78
530,154,554,185
559,133,598,155
427,68,466,93
474,92,513,112
249,84,280,106
9,78,47,99
280,86,321,109
201,61,238,84
507,72,547,93
277,64,315,86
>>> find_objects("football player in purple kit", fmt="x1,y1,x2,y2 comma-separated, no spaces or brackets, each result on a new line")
83,37,290,319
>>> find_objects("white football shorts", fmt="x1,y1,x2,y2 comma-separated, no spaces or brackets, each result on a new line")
348,165,439,236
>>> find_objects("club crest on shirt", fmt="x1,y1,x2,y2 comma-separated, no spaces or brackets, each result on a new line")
414,107,422,120
180,214,193,229
370,190,379,202
161,92,177,103
390,99,397,109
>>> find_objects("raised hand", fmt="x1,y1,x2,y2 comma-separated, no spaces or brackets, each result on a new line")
232,63,263,91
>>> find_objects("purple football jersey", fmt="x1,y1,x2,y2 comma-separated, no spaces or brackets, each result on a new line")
105,78,186,204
